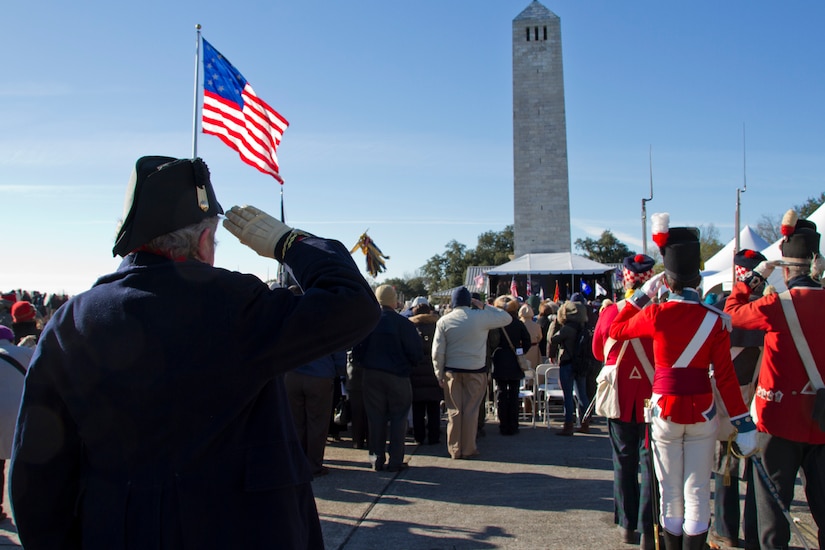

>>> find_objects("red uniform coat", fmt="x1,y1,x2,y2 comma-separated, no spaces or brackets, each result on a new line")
609,296,747,424
592,301,654,423
724,282,825,444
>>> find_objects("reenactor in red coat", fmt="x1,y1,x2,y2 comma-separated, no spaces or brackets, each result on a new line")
610,214,754,550
725,210,825,550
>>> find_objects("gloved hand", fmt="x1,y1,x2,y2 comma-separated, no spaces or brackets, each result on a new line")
732,414,758,456
739,260,778,291
223,205,292,259
630,272,666,309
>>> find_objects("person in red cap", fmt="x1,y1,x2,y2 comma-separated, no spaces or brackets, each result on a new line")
609,213,754,550
592,253,657,549
10,156,380,549
725,210,825,550
10,300,40,346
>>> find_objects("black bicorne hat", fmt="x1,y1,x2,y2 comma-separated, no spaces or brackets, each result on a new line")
659,227,701,284
112,156,224,257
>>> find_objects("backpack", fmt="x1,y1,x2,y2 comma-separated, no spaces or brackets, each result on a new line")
572,324,599,376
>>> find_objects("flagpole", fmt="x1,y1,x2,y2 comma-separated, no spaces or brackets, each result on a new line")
192,24,202,158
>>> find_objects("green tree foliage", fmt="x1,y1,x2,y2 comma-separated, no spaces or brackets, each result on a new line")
699,223,724,266
381,277,429,305
756,213,782,243
755,192,825,242
422,225,514,292
574,230,635,264
797,192,825,219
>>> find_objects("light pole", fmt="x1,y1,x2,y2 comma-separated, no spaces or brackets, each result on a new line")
733,124,747,286
642,146,654,255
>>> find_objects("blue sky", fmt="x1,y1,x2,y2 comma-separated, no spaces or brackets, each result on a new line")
2,1,823,295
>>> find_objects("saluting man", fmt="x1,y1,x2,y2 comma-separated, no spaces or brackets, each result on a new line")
725,210,825,550
10,156,380,549
592,254,657,549
708,249,766,550
609,214,755,550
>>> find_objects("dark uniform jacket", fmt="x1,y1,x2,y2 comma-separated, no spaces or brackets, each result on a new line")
11,235,379,549
352,306,422,378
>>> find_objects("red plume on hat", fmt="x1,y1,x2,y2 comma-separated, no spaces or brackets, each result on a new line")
780,209,798,237
651,213,670,248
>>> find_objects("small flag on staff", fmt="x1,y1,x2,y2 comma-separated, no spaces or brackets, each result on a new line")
552,281,559,302
201,38,289,183
526,277,532,297
595,282,607,298
581,279,592,296
510,277,519,298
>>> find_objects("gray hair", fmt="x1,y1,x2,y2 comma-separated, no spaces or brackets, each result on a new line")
143,217,218,260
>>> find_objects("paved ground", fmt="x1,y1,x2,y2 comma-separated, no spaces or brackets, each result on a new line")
0,414,817,549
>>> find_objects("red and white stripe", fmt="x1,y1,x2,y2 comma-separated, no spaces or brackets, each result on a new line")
203,83,289,183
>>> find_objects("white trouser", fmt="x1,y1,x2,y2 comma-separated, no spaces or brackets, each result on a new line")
651,414,718,536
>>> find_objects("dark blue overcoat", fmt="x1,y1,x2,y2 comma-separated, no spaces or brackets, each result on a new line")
10,235,380,549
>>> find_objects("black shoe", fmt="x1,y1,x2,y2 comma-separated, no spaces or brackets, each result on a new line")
312,467,330,478
618,526,636,544
387,463,409,472
373,463,384,471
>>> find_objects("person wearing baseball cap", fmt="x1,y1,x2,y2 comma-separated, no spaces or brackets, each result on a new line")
11,155,380,548
609,214,753,550
592,253,657,548
725,210,825,550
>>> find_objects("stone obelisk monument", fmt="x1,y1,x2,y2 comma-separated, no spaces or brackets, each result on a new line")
512,1,571,257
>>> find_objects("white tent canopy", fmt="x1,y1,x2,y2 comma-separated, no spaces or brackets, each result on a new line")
703,225,770,273
486,252,614,275
701,225,770,296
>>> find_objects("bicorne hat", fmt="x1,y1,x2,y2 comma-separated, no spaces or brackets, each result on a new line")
112,156,223,257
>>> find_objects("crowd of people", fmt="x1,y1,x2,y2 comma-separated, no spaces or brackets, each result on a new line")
1,154,822,550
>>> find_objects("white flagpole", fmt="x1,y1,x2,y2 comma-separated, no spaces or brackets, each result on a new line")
192,24,202,158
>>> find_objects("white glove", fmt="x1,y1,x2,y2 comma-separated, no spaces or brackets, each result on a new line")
630,272,666,309
733,414,758,456
753,260,777,281
641,271,666,299
223,205,292,259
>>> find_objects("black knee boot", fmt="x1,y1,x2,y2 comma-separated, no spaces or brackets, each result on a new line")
662,530,683,550
682,531,708,550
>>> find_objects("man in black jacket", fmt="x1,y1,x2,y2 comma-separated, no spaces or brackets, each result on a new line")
11,156,380,549
353,285,422,472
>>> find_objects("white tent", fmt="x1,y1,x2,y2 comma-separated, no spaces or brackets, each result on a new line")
703,225,770,273
486,253,616,300
486,252,614,275
701,225,770,296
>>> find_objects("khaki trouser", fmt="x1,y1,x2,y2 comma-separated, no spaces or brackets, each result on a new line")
443,371,487,459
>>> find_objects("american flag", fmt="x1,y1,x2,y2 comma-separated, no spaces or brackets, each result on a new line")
510,277,519,298
201,39,289,183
